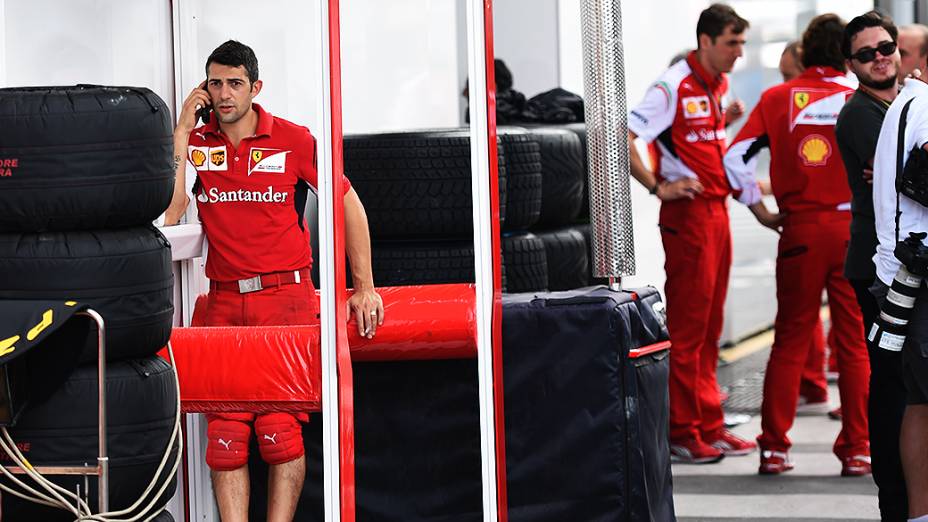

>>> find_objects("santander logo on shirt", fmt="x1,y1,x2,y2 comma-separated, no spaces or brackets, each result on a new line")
197,185,289,204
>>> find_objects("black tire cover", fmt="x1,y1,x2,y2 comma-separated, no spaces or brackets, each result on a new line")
357,233,547,293
0,85,174,232
502,232,548,293
2,356,178,520
532,127,586,227
344,129,508,239
498,127,542,231
536,227,590,291
0,226,174,362
367,240,478,287
577,224,609,286
563,122,590,221
351,240,511,290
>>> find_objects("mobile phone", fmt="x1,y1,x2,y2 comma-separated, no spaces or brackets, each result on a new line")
196,83,211,124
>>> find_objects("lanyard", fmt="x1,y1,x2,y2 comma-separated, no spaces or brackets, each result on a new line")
859,86,893,109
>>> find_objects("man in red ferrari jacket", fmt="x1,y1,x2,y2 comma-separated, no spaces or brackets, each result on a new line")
724,14,871,476
627,3,755,464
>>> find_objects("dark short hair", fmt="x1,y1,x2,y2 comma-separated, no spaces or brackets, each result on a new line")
696,4,749,46
801,14,847,71
206,40,259,83
842,11,898,59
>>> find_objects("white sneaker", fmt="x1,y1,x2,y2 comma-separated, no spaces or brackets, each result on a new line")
796,395,830,416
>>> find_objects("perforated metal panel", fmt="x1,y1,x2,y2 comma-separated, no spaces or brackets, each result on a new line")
579,0,635,279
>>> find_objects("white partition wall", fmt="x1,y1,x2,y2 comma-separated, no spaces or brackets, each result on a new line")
173,0,324,137
491,0,561,101
341,0,460,133
0,0,174,105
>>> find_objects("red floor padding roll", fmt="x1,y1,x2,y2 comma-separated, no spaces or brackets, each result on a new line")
163,284,477,413
167,325,321,413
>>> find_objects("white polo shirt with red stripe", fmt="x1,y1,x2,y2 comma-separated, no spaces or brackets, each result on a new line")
628,51,732,199
187,103,351,282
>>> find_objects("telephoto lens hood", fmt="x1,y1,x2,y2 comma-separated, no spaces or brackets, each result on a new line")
870,256,925,352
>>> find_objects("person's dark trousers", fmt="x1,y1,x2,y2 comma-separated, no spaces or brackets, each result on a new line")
851,277,908,521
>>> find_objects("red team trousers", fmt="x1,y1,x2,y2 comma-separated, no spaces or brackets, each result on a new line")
758,212,869,457
192,275,319,454
801,321,830,402
661,198,731,443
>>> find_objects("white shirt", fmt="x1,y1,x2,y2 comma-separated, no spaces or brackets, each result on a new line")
873,78,928,284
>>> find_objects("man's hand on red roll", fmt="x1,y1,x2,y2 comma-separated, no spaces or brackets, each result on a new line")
348,288,384,339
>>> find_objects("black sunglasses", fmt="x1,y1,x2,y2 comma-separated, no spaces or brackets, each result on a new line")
851,41,897,64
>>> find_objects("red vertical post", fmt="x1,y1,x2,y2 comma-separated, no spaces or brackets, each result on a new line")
327,0,357,519
482,1,508,519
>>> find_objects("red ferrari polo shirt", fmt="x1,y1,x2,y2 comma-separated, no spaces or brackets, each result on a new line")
187,103,351,282
628,51,732,200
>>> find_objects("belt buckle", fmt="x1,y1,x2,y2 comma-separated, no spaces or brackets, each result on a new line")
237,276,263,294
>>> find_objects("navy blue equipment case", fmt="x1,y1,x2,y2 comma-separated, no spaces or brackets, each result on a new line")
250,286,674,522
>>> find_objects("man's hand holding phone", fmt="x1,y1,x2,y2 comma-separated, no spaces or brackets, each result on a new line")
177,81,212,134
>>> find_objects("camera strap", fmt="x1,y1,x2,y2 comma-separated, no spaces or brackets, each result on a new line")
896,98,916,244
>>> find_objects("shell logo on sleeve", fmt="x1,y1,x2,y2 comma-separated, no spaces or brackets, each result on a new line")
189,147,209,170
798,134,832,166
191,149,206,167
248,148,290,176
682,96,711,119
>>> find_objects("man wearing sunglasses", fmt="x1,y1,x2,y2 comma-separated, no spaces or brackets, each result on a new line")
725,14,871,477
836,11,908,520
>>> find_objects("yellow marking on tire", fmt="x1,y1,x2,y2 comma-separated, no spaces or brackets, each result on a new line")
0,335,19,356
26,310,53,341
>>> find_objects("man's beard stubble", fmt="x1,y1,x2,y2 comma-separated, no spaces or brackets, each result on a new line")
858,71,898,91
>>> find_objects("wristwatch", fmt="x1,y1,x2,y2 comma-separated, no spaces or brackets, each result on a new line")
649,183,660,196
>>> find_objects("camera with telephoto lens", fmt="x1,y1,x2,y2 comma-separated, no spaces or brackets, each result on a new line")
869,232,928,351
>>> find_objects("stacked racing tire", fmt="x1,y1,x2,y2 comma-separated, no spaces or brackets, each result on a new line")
339,124,597,293
0,85,179,520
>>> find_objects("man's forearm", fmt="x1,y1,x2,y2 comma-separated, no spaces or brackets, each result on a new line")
163,133,191,226
343,188,375,290
748,200,781,231
748,201,769,219
628,132,658,192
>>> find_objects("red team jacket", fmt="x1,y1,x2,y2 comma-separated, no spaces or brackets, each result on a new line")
629,51,732,199
725,66,855,212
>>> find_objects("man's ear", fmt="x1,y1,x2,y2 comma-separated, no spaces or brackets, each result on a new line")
697,33,712,50
251,79,263,98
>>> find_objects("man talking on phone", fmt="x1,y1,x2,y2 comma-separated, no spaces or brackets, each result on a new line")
163,40,383,521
